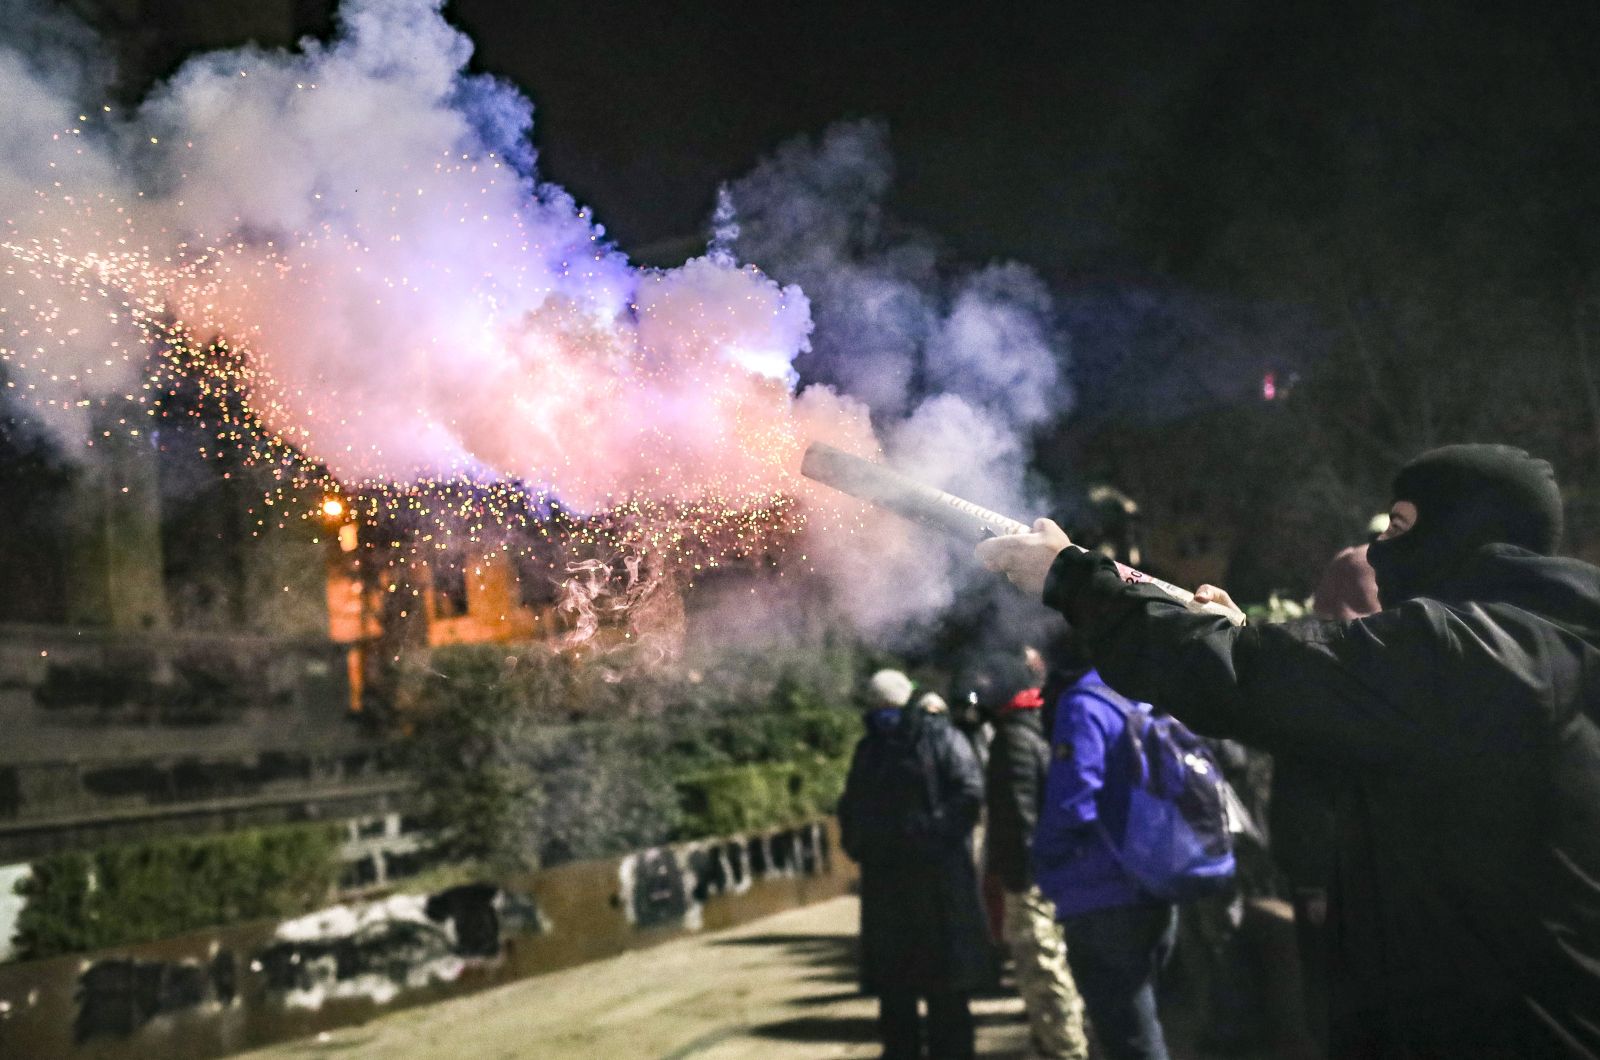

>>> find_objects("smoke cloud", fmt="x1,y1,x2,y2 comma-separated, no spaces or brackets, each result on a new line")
0,2,1067,644
0,0,134,442
726,121,1070,638
2,0,861,509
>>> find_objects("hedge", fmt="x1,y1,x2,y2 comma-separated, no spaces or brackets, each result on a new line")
12,822,343,962
403,641,869,872
8,640,874,962
676,756,850,839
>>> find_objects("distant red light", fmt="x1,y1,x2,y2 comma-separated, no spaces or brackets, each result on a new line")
1262,371,1277,400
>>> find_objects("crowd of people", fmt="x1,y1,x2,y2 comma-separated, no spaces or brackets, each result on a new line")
838,645,1262,1060
839,444,1600,1060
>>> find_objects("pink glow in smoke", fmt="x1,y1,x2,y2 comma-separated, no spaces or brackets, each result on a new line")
1,0,1064,645
2,0,882,522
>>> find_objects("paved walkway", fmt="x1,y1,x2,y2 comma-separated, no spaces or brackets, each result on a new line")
241,895,1034,1060
243,895,1311,1060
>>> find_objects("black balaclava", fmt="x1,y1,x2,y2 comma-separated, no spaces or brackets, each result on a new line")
1366,444,1563,607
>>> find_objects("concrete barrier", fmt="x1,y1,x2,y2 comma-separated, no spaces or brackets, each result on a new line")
0,819,853,1059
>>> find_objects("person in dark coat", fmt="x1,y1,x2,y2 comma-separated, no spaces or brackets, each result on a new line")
839,669,990,1060
978,444,1600,1059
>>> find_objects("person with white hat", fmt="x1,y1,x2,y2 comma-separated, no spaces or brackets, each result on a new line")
839,669,989,1059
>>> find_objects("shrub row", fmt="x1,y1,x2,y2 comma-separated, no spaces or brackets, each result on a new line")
9,639,874,962
13,822,343,962
676,757,851,839
402,640,869,873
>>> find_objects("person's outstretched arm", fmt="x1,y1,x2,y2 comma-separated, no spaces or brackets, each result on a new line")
979,522,1473,769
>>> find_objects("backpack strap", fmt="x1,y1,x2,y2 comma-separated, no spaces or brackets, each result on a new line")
1071,680,1144,730
1070,681,1152,787
1059,680,1159,894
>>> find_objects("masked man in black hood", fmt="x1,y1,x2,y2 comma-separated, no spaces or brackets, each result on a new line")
977,444,1600,1059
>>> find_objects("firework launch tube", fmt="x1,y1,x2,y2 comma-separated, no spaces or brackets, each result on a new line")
800,442,1238,621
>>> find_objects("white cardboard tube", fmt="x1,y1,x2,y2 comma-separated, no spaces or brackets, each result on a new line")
800,441,1239,623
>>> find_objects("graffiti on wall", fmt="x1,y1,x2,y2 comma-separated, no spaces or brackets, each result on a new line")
618,822,830,932
252,883,540,1009
59,822,831,1045
74,949,235,1042
69,883,543,1040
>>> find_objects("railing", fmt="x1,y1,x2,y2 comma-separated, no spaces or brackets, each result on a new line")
0,623,352,735
0,624,394,860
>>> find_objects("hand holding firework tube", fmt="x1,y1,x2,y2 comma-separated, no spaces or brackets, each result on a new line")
799,442,1245,625
972,517,1241,620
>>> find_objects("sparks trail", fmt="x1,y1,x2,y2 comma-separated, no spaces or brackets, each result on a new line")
0,228,830,647
0,0,882,649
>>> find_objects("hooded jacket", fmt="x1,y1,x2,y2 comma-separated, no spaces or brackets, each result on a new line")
1272,544,1379,888
838,705,991,995
1043,543,1600,1059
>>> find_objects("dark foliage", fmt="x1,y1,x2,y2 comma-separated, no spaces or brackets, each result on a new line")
13,824,343,962
401,640,868,872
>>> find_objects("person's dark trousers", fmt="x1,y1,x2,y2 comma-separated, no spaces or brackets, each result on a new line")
877,988,921,1060
925,990,975,1059
876,989,975,1060
1062,902,1179,1060
1291,887,1330,1055
1286,890,1337,1056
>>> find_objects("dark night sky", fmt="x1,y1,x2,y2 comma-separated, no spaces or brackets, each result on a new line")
37,0,1600,584
444,0,1600,291
446,0,1229,272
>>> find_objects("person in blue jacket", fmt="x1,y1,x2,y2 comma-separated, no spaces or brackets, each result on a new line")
1034,638,1178,1060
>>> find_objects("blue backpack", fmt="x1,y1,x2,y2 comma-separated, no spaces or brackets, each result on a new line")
1081,683,1237,901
